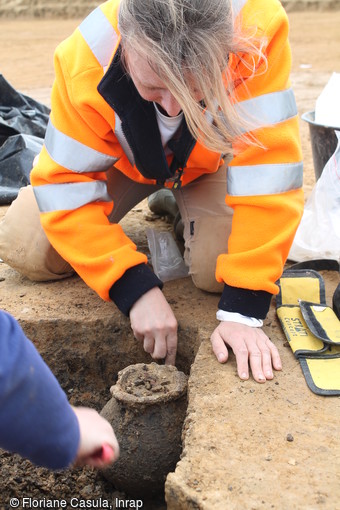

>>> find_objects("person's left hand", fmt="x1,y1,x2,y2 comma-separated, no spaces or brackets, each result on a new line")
210,321,282,383
72,407,120,468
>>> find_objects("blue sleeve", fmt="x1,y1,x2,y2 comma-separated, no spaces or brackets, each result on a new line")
0,310,80,470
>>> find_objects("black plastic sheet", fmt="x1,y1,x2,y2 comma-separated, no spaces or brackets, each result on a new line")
0,75,50,204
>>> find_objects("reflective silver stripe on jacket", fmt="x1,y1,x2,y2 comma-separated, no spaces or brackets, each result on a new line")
227,162,303,196
78,6,119,68
236,88,298,132
33,181,112,213
44,120,118,173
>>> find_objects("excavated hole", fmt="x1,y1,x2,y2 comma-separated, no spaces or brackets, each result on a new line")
15,317,201,508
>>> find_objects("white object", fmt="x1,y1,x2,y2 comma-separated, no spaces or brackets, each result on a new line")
146,228,189,282
153,103,183,153
315,72,340,128
289,131,340,262
216,310,263,327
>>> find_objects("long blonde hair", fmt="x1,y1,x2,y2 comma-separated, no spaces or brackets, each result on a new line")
119,0,266,156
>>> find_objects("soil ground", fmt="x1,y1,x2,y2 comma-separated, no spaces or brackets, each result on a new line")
0,7,340,510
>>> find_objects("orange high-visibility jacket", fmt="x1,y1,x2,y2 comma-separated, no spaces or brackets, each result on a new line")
31,0,304,317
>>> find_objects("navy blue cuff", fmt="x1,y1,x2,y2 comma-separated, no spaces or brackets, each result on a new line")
109,264,163,316
218,284,272,320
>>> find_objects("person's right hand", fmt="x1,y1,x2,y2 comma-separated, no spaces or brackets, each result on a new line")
129,287,178,365
72,407,119,468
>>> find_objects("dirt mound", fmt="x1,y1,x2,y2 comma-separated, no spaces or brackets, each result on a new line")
1,0,339,18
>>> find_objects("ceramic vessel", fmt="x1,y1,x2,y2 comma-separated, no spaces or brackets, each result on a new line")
100,362,188,498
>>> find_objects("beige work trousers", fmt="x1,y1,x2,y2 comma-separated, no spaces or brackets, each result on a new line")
0,164,233,292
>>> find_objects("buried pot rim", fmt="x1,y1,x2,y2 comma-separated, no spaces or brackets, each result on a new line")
109,362,188,406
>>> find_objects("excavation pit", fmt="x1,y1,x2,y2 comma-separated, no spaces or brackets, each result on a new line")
0,265,207,508
19,306,197,504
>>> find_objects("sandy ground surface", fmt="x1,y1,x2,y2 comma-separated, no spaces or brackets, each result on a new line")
0,8,340,510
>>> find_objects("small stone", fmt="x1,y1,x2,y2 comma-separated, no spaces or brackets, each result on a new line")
152,385,163,392
80,485,93,497
288,458,297,466
286,433,294,442
77,473,89,484
265,454,272,461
